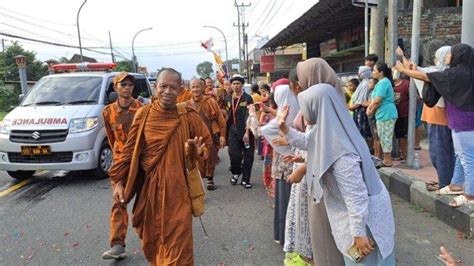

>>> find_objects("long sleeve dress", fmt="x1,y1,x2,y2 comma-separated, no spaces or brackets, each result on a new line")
285,127,395,265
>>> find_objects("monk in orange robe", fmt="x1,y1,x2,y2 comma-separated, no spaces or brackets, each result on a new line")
176,85,192,103
188,78,226,190
109,68,212,265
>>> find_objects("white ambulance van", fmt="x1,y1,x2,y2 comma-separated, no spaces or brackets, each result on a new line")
0,63,152,180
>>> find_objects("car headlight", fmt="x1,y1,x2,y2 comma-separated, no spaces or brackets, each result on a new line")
69,117,99,134
0,119,12,134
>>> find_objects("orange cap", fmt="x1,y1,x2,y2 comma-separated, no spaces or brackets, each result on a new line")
113,72,135,85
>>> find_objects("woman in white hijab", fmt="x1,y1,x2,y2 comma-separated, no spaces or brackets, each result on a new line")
349,66,373,141
280,83,395,265
261,84,299,247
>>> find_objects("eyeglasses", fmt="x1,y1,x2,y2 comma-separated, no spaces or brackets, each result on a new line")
120,81,134,87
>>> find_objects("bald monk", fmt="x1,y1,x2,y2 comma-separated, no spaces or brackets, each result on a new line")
109,68,212,265
188,78,226,190
176,85,192,103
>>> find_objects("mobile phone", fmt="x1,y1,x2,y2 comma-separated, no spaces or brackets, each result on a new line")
397,54,404,63
347,239,376,263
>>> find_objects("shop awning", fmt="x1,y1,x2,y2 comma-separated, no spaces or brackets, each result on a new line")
262,0,364,50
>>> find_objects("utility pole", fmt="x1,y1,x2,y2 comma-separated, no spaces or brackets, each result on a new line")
2,38,5,82
234,1,251,75
461,0,474,46
369,0,386,57
407,0,421,168
108,31,115,63
387,0,398,66
244,33,250,83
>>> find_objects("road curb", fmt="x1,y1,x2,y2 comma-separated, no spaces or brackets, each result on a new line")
378,168,473,237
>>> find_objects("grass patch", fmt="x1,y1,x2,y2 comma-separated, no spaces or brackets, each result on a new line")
0,111,7,121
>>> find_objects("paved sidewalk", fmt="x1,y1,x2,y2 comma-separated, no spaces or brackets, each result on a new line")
392,149,437,184
378,148,473,236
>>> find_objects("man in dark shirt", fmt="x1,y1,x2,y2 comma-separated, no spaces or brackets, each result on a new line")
394,74,410,160
226,76,254,188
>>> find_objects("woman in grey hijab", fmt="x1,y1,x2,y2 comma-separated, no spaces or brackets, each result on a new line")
280,84,395,265
280,58,348,266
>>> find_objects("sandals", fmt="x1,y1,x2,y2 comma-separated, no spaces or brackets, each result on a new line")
449,195,474,207
241,181,252,189
206,180,216,191
425,181,440,192
230,175,239,185
376,162,393,169
436,186,464,195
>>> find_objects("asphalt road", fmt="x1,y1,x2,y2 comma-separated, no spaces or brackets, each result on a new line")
0,149,473,265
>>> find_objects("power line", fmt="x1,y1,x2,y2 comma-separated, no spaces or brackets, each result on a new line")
0,7,75,27
256,0,295,36
256,0,288,35
0,12,105,43
247,0,275,33
1,22,67,44
252,0,279,37
0,32,128,60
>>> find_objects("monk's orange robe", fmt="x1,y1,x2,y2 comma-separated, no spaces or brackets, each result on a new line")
177,88,192,103
188,96,226,177
109,101,212,265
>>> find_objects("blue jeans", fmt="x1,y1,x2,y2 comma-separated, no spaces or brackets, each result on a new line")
427,124,455,188
451,130,474,196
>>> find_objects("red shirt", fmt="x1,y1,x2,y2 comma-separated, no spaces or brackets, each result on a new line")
394,79,410,118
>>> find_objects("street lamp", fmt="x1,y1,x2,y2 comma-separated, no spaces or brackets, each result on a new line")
203,25,229,65
76,0,87,63
132,27,153,73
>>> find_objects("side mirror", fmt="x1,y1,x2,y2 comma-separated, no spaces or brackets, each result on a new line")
108,92,118,103
18,94,24,102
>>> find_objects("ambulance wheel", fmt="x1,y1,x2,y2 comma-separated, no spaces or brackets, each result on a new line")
7,170,35,181
91,141,112,179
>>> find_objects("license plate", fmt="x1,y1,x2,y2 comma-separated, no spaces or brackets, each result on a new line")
21,146,51,156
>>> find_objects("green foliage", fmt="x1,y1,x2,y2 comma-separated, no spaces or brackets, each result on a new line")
0,111,7,121
0,81,18,111
196,61,213,78
0,41,48,81
114,61,133,72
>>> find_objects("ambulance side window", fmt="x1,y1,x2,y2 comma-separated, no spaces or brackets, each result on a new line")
104,81,115,105
133,79,151,99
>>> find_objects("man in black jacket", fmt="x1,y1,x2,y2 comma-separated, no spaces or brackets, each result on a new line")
226,76,254,188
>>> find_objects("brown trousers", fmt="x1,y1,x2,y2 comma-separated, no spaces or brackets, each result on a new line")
109,200,128,246
308,197,345,266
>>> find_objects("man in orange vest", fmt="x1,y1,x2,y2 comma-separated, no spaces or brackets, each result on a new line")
101,72,142,260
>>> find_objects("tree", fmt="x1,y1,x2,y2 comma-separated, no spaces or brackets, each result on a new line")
114,60,133,72
57,57,69,63
0,41,48,81
196,61,213,78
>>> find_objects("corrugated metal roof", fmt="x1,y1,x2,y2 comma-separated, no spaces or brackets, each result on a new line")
262,0,364,49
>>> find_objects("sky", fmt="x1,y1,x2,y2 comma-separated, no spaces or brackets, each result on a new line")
0,0,317,79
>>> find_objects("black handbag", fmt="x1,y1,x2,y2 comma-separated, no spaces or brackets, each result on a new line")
422,82,442,108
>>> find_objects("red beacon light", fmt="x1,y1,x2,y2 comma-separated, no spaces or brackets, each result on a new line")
52,62,117,72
